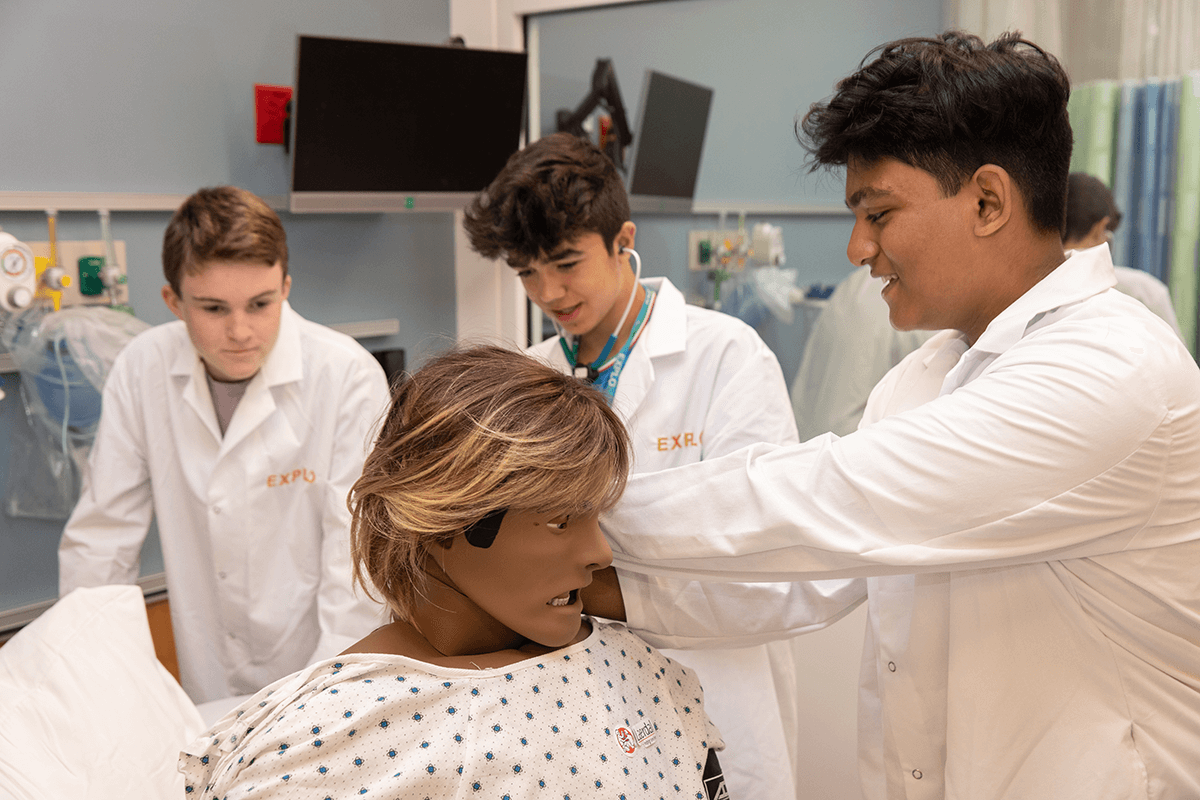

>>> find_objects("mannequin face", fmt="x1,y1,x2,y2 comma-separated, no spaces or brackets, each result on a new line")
434,508,612,648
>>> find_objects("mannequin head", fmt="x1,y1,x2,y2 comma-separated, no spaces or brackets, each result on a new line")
349,345,630,646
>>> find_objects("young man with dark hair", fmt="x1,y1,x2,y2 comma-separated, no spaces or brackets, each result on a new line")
596,31,1200,798
1063,172,1183,337
59,186,389,704
464,132,815,799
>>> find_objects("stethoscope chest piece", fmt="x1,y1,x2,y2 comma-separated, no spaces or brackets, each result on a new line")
573,364,600,382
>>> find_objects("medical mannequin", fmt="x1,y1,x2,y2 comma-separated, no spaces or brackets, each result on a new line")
1062,172,1184,339
463,132,828,799
601,32,1200,799
59,187,389,704
181,346,727,800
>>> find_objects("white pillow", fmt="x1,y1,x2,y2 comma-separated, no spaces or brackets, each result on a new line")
0,585,206,800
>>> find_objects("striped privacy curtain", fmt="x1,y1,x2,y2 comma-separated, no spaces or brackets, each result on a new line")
1069,74,1200,355
949,0,1200,354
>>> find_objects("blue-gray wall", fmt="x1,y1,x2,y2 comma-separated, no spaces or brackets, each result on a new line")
1,0,947,615
0,0,457,612
533,0,944,382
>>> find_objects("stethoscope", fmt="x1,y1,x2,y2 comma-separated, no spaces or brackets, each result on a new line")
555,246,651,402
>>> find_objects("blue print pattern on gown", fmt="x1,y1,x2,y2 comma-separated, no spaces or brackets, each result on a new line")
179,620,723,798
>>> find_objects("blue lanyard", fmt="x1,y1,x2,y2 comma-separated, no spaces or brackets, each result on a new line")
559,286,655,403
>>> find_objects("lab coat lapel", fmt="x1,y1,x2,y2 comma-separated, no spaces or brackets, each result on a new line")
218,303,305,457
942,247,1119,392
613,278,685,422
613,340,655,421
175,343,223,445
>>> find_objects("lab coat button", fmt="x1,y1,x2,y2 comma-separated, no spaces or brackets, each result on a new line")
218,571,227,580
912,769,922,780
887,661,896,672
212,505,222,515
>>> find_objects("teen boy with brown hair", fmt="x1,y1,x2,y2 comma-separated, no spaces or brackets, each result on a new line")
60,186,389,704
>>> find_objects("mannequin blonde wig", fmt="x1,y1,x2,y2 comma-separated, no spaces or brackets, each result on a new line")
349,345,630,622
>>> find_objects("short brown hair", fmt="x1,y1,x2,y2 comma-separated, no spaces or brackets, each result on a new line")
349,344,631,622
1063,172,1122,243
462,132,631,268
162,186,288,294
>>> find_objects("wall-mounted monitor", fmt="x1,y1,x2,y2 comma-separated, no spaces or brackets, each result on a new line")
289,35,528,213
626,70,714,214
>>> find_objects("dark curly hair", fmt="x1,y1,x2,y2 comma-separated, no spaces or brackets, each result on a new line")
462,132,630,268
798,30,1073,235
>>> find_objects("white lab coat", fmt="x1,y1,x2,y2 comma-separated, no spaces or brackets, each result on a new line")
59,303,390,704
791,265,934,439
1112,263,1185,340
530,276,845,800
605,245,1200,799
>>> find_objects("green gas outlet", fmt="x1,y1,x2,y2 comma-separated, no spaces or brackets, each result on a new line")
78,256,105,296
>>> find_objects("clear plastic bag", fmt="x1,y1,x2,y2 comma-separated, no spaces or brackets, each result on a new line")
3,305,148,397
4,379,91,520
750,266,800,326
1,305,149,519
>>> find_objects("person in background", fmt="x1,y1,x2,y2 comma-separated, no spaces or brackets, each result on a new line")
463,131,842,800
597,31,1200,798
790,264,934,439
180,345,727,800
1063,171,1185,339
59,186,390,704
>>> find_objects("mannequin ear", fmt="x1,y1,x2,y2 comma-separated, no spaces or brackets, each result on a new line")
969,165,1013,237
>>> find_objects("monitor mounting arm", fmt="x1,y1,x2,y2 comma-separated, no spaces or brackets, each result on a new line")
556,58,633,172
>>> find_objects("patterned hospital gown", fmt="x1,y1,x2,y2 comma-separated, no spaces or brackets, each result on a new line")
179,620,724,799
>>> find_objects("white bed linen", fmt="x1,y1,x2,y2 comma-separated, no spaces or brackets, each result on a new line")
0,585,206,800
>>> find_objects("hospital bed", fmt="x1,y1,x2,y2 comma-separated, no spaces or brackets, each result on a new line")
0,585,244,799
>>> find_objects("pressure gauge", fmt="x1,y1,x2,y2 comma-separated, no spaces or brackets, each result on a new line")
1,238,34,279
0,232,37,312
